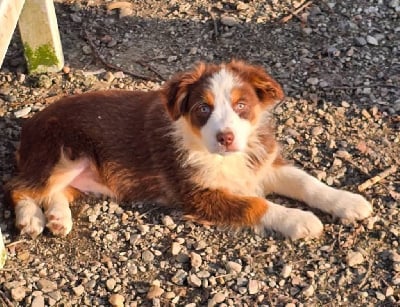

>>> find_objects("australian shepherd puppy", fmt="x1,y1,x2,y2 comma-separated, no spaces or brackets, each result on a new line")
6,60,372,240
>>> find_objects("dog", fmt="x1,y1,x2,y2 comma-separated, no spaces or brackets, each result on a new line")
6,60,372,240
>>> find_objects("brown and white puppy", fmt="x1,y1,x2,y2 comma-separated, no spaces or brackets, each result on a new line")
6,60,372,240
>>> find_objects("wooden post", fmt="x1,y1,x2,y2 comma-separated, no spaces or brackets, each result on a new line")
0,0,26,67
18,0,64,73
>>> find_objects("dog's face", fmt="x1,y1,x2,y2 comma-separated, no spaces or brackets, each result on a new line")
163,61,284,154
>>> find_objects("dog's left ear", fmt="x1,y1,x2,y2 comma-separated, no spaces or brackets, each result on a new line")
227,60,285,106
162,63,207,120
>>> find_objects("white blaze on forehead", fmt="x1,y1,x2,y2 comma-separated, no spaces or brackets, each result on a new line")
200,68,253,153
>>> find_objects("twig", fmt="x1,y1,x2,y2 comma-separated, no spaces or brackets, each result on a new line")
328,83,399,90
6,239,26,248
358,258,373,290
280,0,313,23
208,9,219,40
358,165,398,192
83,30,161,82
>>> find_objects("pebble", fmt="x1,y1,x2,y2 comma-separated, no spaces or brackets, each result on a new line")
190,252,202,268
226,261,242,274
37,279,57,293
72,284,85,296
221,16,239,27
162,215,176,229
109,293,124,307
82,45,92,55
208,292,226,306
354,37,367,46
311,126,324,136
106,278,117,291
171,242,182,255
248,280,259,294
346,251,364,267
307,77,319,85
11,286,26,301
171,269,188,285
142,250,154,263
187,274,202,287
14,107,32,118
302,284,315,297
147,285,164,299
376,291,385,301
31,295,45,307
366,35,379,46
281,264,292,278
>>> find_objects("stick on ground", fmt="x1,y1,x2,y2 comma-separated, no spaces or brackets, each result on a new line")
358,165,398,192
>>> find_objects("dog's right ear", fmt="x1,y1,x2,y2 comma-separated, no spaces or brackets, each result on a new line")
162,63,206,120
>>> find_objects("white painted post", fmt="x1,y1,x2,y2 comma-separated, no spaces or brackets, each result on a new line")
18,0,64,73
0,0,26,67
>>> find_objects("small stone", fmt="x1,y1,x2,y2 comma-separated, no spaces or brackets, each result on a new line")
107,39,118,48
341,101,350,108
162,215,176,229
354,37,367,46
248,280,259,295
37,279,57,293
303,284,315,297
72,284,85,296
187,274,202,287
147,285,164,299
70,13,82,23
312,126,324,136
208,292,226,306
281,264,292,278
226,261,242,274
171,242,182,255
194,240,207,250
31,295,45,307
389,0,399,8
346,251,364,267
171,269,188,285
361,109,371,119
221,16,239,27
62,66,70,74
103,71,115,82
376,291,385,301
366,35,378,46
109,293,124,307
142,250,154,263
14,107,31,118
385,286,394,297
82,45,92,55
390,251,400,262
237,2,249,10
307,77,319,85
190,252,202,268
167,56,178,63
302,27,312,35
11,286,26,301
106,278,116,291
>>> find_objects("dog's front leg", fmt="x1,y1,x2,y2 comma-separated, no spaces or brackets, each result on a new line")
264,164,373,221
183,188,323,240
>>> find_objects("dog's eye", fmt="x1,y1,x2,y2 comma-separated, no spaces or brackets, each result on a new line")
198,104,211,114
234,102,247,112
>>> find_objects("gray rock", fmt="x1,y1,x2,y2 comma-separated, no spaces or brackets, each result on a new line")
354,37,367,46
221,16,239,27
366,35,378,46
226,261,242,274
171,269,188,285
14,107,32,118
307,77,319,85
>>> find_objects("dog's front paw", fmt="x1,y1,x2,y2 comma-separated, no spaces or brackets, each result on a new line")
258,203,323,240
15,200,46,238
330,191,372,222
45,207,73,236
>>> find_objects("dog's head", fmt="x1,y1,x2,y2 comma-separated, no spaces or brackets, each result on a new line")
162,60,284,154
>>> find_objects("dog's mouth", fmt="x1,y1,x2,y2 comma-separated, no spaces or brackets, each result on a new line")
215,144,240,154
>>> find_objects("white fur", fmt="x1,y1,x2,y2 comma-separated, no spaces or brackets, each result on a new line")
264,165,373,221
256,201,323,240
44,193,73,236
201,68,253,153
15,198,46,238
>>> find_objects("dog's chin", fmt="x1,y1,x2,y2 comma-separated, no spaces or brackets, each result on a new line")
210,145,242,156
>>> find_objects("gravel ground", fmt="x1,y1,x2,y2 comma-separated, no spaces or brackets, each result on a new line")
0,0,399,306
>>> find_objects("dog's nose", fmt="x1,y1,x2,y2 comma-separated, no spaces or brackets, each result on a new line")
216,131,235,146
